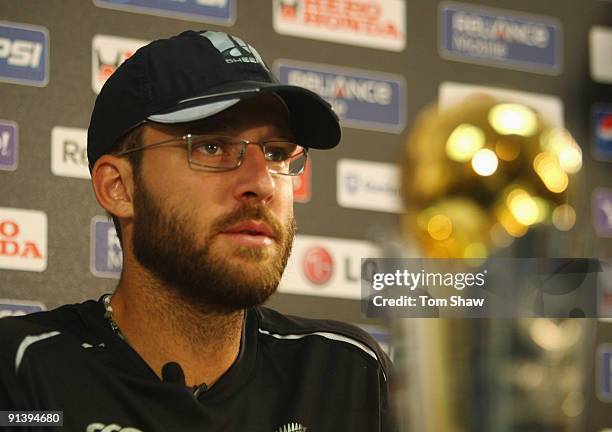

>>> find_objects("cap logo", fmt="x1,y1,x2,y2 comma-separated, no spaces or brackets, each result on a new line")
201,31,269,71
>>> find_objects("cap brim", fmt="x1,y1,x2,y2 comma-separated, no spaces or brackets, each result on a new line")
147,81,341,149
148,99,241,123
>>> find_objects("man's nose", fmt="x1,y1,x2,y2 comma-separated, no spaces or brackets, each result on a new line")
232,144,275,203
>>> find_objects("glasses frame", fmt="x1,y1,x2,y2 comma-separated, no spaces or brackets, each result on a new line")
115,133,308,176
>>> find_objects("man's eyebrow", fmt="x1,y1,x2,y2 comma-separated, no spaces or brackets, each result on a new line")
188,120,233,134
189,121,294,140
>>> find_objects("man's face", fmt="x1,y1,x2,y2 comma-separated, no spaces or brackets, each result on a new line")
129,93,297,311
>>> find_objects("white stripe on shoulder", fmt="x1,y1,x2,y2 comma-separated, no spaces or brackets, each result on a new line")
258,328,379,362
15,331,61,372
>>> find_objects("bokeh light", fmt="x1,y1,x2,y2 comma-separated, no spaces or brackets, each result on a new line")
463,242,487,258
446,123,485,162
533,152,569,193
472,148,498,176
427,214,453,241
559,145,582,174
552,204,576,231
508,191,539,226
489,103,538,137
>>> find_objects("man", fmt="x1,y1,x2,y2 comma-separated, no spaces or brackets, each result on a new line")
0,30,393,431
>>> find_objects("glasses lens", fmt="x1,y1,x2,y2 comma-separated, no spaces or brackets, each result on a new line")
264,142,306,175
189,136,243,170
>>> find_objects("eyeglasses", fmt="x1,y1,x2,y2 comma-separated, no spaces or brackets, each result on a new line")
115,134,308,176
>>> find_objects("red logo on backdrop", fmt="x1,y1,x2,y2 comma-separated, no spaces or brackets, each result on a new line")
301,0,399,38
303,246,333,285
292,159,311,203
280,0,298,19
95,49,136,82
598,114,612,140
0,220,42,259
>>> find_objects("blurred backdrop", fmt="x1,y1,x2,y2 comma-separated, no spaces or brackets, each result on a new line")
0,1,611,431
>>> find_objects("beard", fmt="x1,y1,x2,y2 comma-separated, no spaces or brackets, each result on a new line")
131,175,296,312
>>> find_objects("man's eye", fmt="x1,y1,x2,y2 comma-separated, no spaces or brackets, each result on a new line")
265,144,296,162
266,149,290,162
196,142,225,156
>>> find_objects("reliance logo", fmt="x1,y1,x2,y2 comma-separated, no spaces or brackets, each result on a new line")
51,126,90,179
276,60,405,133
439,2,562,74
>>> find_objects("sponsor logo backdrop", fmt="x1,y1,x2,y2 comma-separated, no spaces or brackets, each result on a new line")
276,60,406,133
439,2,562,74
0,0,609,314
0,2,611,426
0,120,18,171
273,0,406,51
0,21,49,86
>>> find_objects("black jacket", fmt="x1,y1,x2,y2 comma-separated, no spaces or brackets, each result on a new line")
0,299,394,432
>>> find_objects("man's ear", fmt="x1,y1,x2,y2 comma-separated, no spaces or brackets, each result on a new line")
91,155,136,220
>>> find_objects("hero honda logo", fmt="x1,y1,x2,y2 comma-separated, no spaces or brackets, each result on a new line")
273,0,406,52
0,120,18,171
201,31,268,69
0,208,47,272
91,216,123,278
0,21,49,86
439,2,562,74
92,34,149,94
276,60,405,133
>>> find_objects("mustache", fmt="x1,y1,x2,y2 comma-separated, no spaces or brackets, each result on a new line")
210,204,285,239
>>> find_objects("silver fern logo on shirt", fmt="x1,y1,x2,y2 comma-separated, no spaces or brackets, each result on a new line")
86,423,143,432
275,422,307,432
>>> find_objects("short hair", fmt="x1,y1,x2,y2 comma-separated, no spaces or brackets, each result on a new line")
106,126,144,246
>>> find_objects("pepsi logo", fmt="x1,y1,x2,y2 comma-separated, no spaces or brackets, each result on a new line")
0,22,49,86
597,113,612,140
593,106,612,161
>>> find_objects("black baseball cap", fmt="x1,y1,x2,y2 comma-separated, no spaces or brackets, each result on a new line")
87,30,341,169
